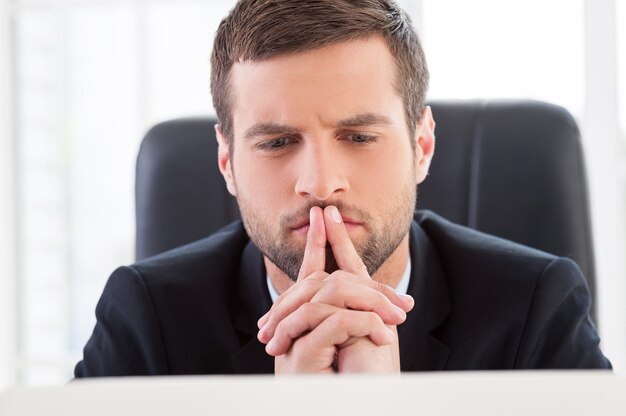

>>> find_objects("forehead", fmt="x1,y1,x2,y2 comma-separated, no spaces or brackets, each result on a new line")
229,35,405,135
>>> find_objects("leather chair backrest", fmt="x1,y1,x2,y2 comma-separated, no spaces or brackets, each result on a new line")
135,100,595,315
135,118,240,260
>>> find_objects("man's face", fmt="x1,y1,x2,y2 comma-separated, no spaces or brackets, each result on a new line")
217,36,434,281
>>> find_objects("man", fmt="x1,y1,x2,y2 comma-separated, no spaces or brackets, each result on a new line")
75,0,610,376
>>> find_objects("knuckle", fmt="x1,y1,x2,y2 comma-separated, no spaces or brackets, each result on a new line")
374,281,397,300
309,271,328,280
297,281,316,298
327,270,350,282
276,284,297,304
276,318,297,341
375,290,394,309
302,278,321,291
326,278,345,293
366,311,384,327
374,289,388,303
325,272,340,283
374,280,390,294
325,311,343,329
300,301,316,316
273,320,286,338
331,270,350,279
274,292,286,305
294,335,314,357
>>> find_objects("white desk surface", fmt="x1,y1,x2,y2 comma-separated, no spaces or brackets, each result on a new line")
1,371,624,416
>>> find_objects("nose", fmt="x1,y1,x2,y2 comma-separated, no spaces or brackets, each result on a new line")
294,142,349,201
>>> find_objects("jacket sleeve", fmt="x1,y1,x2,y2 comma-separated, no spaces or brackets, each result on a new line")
74,266,169,377
515,257,611,369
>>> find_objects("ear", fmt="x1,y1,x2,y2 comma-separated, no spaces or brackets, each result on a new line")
215,124,237,196
413,106,436,184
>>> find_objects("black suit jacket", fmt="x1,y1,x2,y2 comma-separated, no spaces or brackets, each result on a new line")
75,210,610,377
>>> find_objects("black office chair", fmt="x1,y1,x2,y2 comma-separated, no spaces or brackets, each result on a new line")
135,100,596,318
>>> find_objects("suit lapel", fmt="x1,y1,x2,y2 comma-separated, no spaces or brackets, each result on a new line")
399,222,451,371
230,241,275,374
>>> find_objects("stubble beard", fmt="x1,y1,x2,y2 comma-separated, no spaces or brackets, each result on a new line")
236,185,417,282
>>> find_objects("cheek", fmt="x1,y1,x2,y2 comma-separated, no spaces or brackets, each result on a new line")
233,153,294,208
354,144,414,197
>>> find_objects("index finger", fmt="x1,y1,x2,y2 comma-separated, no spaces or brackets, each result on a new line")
297,206,327,281
324,205,368,276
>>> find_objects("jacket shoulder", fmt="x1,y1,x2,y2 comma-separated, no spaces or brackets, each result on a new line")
131,221,250,286
75,221,250,377
414,209,558,277
413,210,608,369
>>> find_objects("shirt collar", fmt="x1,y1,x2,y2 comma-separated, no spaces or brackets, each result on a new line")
266,256,412,303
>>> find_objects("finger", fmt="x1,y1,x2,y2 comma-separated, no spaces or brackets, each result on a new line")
259,207,326,330
367,279,415,313
257,273,327,343
321,271,415,313
274,346,336,374
259,272,414,332
267,305,394,356
258,272,414,330
311,274,407,325
265,302,336,356
323,205,368,276
294,309,395,355
297,206,327,281
257,311,270,329
258,270,328,331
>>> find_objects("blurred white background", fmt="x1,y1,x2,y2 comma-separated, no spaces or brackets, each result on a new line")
0,0,624,389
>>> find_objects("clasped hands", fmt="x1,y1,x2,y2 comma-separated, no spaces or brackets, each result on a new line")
257,205,414,373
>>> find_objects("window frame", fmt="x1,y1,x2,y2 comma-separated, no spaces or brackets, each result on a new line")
583,0,626,373
0,0,18,392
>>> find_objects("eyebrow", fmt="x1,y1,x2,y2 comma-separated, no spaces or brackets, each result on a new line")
243,122,298,141
242,112,393,141
336,112,393,128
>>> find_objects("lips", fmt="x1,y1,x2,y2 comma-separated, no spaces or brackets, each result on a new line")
290,217,362,235
293,223,310,235
342,221,362,231
340,216,360,225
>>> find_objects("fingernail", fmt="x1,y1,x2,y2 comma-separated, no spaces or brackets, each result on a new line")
329,206,342,224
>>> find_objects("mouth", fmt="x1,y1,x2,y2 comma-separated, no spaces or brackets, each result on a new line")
292,222,310,235
290,217,363,235
342,220,363,232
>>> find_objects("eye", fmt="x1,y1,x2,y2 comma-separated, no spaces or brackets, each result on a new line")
257,136,295,151
346,133,377,144
269,137,289,148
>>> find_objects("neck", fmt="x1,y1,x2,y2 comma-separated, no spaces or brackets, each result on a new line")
265,233,410,294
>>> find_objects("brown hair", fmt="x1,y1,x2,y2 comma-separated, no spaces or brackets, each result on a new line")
210,0,429,144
